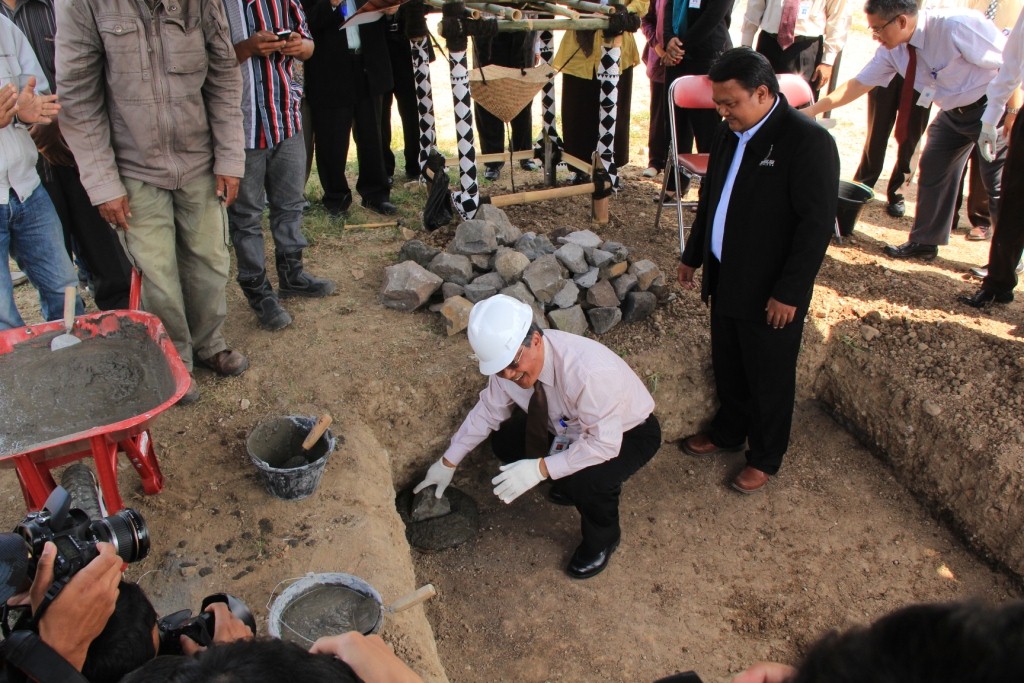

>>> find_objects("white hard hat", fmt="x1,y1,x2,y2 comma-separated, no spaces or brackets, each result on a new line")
468,294,533,375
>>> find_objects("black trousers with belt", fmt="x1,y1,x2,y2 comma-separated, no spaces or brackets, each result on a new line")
984,110,1024,295
491,411,661,554
707,303,805,476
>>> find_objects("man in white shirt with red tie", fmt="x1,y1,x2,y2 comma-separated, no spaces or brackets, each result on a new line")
413,295,661,580
803,0,1006,262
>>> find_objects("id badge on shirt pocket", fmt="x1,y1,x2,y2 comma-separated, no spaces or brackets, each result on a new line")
798,0,811,19
549,435,573,456
689,0,702,8
916,86,935,109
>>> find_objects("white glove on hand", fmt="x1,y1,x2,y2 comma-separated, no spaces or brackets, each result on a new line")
979,123,998,163
413,458,456,498
491,459,546,504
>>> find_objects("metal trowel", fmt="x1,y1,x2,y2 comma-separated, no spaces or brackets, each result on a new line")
352,584,437,635
50,287,81,351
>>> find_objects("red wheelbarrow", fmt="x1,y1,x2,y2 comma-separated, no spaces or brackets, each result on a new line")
0,308,189,513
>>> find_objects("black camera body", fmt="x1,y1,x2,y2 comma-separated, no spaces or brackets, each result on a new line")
157,593,256,655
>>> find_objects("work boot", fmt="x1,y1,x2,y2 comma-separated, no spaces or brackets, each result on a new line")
276,250,336,298
239,274,292,331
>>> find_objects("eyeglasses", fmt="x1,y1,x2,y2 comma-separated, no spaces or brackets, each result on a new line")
504,346,526,373
870,15,901,35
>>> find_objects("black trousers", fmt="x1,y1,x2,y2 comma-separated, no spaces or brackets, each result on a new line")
755,32,823,99
853,75,930,204
474,32,536,170
648,78,667,170
491,411,661,554
664,61,720,191
951,149,991,231
43,164,132,310
562,68,634,168
383,38,421,180
310,60,390,210
708,304,805,475
984,110,1024,295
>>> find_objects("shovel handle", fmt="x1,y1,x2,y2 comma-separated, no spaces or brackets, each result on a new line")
63,286,76,332
301,414,333,451
387,584,436,614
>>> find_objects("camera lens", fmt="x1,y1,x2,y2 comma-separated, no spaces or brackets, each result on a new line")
92,508,150,564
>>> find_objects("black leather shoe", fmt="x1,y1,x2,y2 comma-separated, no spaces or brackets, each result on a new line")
970,261,1024,279
886,198,905,217
361,199,398,216
520,159,539,171
324,193,353,217
483,167,500,181
958,288,1014,308
547,484,573,506
567,539,619,579
883,241,938,261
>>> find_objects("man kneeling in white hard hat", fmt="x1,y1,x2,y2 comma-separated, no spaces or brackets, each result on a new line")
413,294,661,579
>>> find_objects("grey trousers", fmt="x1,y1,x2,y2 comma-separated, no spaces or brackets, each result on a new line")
228,133,309,281
909,106,1006,246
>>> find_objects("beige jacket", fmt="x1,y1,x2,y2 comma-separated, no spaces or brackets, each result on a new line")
55,0,244,205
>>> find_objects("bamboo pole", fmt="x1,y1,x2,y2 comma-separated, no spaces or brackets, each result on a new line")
532,2,579,18
496,17,607,30
343,221,400,230
476,150,535,164
560,152,593,173
424,0,480,17
489,182,597,207
560,0,618,14
466,2,523,19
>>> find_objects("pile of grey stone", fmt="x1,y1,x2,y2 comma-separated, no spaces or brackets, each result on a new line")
380,204,667,336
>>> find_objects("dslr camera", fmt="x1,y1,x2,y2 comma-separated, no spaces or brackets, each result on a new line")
157,593,256,654
0,485,150,605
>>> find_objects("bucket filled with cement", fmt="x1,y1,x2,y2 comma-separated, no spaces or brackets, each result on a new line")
246,416,335,500
268,573,384,643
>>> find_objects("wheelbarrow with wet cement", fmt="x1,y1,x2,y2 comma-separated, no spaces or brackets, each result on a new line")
0,307,190,513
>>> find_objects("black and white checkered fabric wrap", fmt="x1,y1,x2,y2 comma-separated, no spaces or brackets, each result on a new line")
447,48,480,219
536,30,564,153
596,43,621,189
412,37,437,177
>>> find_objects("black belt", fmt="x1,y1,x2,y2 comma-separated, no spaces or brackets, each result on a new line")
950,96,986,115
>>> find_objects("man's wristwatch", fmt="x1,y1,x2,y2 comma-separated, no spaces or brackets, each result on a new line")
1007,107,1020,115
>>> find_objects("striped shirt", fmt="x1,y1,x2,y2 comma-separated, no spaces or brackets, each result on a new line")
0,0,54,94
221,0,310,149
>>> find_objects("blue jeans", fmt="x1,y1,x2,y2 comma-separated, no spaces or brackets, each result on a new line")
1,186,83,330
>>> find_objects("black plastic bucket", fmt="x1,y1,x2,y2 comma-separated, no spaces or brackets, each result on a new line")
837,180,874,236
246,416,335,500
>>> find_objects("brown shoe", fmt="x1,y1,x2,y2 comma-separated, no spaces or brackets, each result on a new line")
198,349,249,377
679,433,743,456
731,466,770,494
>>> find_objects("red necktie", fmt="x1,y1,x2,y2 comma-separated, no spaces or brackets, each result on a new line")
777,0,799,50
524,382,549,458
895,45,917,145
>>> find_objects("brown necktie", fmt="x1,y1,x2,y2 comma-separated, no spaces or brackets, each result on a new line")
895,45,917,145
524,382,549,458
777,0,799,50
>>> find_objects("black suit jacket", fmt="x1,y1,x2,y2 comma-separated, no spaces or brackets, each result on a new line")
681,94,839,321
661,0,734,69
302,0,394,107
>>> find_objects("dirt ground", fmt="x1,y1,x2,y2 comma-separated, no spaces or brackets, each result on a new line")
3,11,1024,683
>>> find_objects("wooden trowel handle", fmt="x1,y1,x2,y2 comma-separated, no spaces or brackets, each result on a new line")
387,584,436,614
301,414,333,451
63,286,76,332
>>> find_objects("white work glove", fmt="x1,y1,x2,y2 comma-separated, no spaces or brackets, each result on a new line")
979,123,998,163
413,458,456,498
491,459,546,504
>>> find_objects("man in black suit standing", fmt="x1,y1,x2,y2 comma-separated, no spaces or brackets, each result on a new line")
677,48,839,494
303,0,396,216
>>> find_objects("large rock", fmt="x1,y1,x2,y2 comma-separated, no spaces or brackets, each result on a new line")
380,261,443,311
588,248,614,269
397,240,440,269
529,301,550,329
500,281,536,305
622,291,657,323
599,260,629,280
463,282,498,303
558,229,603,249
522,254,564,304
551,280,580,309
493,248,531,282
428,252,474,285
612,273,638,301
450,219,498,255
601,240,630,263
469,254,491,271
476,204,521,245
514,232,556,260
554,243,590,274
441,282,465,300
471,271,505,290
629,259,662,291
586,279,619,309
441,296,474,335
573,267,600,289
587,306,622,334
548,305,588,336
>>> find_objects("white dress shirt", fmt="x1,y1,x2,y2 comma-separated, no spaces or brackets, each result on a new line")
983,7,1024,125
712,96,780,262
855,9,1005,110
442,330,656,480
741,0,851,65
0,14,47,205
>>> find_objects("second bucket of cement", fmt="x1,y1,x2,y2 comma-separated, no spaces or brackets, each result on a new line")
267,572,384,645
246,416,335,500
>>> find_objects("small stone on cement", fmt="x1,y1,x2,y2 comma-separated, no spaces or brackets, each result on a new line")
411,486,452,522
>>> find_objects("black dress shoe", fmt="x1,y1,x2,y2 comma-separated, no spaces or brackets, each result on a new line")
569,172,591,186
566,539,619,579
886,198,905,217
958,288,1014,308
520,159,539,171
483,167,500,181
361,199,398,216
324,193,353,217
883,241,938,261
547,484,573,506
970,261,1024,279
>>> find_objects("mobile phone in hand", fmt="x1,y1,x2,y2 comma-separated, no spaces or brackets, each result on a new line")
275,29,292,41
